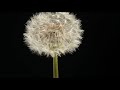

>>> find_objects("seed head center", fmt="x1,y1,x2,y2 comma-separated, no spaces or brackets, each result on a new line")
48,23,63,30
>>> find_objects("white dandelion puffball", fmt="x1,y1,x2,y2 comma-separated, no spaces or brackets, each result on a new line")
24,12,84,57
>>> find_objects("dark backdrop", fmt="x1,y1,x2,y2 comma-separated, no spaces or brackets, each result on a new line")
0,0,119,79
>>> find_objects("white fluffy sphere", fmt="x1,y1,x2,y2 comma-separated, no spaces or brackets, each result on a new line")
23,12,84,57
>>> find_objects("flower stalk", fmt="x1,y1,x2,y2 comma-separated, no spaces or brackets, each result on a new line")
53,52,59,78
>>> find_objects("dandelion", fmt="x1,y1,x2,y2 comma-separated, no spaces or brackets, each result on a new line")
23,12,84,78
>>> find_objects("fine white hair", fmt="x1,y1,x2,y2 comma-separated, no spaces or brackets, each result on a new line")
23,12,84,57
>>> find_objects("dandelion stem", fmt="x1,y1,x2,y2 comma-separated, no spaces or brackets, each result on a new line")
53,52,59,78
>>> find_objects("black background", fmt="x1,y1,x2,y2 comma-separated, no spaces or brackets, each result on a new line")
0,0,119,80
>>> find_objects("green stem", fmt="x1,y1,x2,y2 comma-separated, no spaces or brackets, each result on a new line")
53,52,59,78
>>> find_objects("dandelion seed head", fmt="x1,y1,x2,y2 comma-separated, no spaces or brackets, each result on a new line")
24,12,84,57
